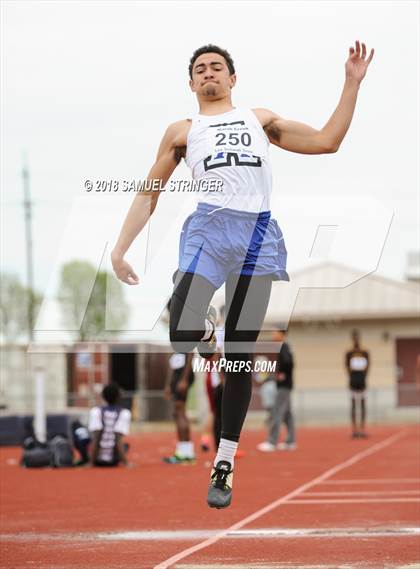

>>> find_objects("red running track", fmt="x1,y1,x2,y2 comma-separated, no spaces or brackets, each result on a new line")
1,425,419,568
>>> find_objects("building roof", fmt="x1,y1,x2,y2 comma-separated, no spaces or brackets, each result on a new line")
265,262,420,322
211,262,420,323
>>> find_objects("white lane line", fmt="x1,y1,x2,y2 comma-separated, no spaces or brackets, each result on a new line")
319,478,420,485
176,565,420,569
228,527,420,538
1,526,419,542
97,526,420,540
0,531,215,542
289,498,420,504
153,430,406,569
175,566,359,569
175,566,349,569
302,490,420,496
176,566,328,569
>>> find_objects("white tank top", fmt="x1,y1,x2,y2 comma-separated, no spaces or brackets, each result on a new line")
185,107,272,213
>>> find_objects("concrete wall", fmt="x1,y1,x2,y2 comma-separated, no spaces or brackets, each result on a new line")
260,318,419,389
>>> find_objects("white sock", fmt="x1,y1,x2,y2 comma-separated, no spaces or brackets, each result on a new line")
176,441,195,458
201,318,214,341
214,438,238,470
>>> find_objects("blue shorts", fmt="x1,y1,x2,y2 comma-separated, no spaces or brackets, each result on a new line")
177,203,289,289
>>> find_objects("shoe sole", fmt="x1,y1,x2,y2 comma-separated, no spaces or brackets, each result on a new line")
207,497,232,509
207,489,232,509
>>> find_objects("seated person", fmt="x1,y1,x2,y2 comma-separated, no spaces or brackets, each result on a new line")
88,383,131,466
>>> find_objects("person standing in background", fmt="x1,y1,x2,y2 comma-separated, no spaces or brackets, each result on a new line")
257,330,296,452
163,352,196,463
346,330,370,438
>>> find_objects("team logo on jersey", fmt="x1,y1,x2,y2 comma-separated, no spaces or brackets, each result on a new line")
209,120,245,128
204,151,262,171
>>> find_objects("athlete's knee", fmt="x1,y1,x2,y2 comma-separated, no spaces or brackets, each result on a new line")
172,408,181,421
224,351,252,374
169,333,198,354
173,402,187,420
224,332,257,362
169,314,202,351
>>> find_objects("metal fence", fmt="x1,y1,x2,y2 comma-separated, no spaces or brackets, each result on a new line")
2,385,418,426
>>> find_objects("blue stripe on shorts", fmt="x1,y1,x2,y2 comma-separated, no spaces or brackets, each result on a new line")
177,203,289,289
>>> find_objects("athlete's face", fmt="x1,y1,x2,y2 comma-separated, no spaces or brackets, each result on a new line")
189,53,236,99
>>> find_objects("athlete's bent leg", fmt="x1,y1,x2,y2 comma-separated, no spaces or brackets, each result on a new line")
169,271,216,353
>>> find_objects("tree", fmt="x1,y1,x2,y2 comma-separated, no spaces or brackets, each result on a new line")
0,273,41,343
59,260,128,341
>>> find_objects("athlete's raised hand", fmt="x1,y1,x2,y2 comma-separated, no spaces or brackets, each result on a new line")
112,256,139,285
345,40,374,84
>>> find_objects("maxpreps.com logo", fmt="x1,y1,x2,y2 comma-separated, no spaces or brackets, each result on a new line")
193,357,276,374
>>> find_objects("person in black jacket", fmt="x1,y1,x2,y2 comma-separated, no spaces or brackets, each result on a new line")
257,330,296,452
345,330,370,438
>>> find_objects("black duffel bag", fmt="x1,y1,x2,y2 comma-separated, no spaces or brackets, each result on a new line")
21,436,52,468
49,435,74,467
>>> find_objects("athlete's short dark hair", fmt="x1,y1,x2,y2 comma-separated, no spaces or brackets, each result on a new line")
189,44,235,79
102,382,121,405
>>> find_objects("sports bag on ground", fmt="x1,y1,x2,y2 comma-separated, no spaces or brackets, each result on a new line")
49,435,74,467
21,437,52,468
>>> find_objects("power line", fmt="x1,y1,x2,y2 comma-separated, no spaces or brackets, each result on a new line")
22,157,35,343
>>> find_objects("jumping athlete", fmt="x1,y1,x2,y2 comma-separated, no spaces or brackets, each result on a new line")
112,42,374,508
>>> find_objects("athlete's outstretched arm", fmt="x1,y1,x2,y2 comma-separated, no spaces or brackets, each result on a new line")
254,40,374,155
111,120,189,285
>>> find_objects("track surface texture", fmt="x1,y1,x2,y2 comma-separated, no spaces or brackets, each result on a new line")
1,425,419,569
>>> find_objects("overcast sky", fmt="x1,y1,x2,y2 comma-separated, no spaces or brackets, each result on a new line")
1,0,419,306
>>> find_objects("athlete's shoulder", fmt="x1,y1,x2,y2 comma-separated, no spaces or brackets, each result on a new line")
161,119,192,149
166,118,192,132
251,108,280,127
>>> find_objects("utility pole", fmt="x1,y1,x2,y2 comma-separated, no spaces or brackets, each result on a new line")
22,157,35,342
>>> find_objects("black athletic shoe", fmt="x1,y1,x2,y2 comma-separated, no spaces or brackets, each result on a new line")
198,306,217,360
207,460,233,509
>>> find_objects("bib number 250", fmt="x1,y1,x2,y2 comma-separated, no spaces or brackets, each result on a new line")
215,132,251,146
